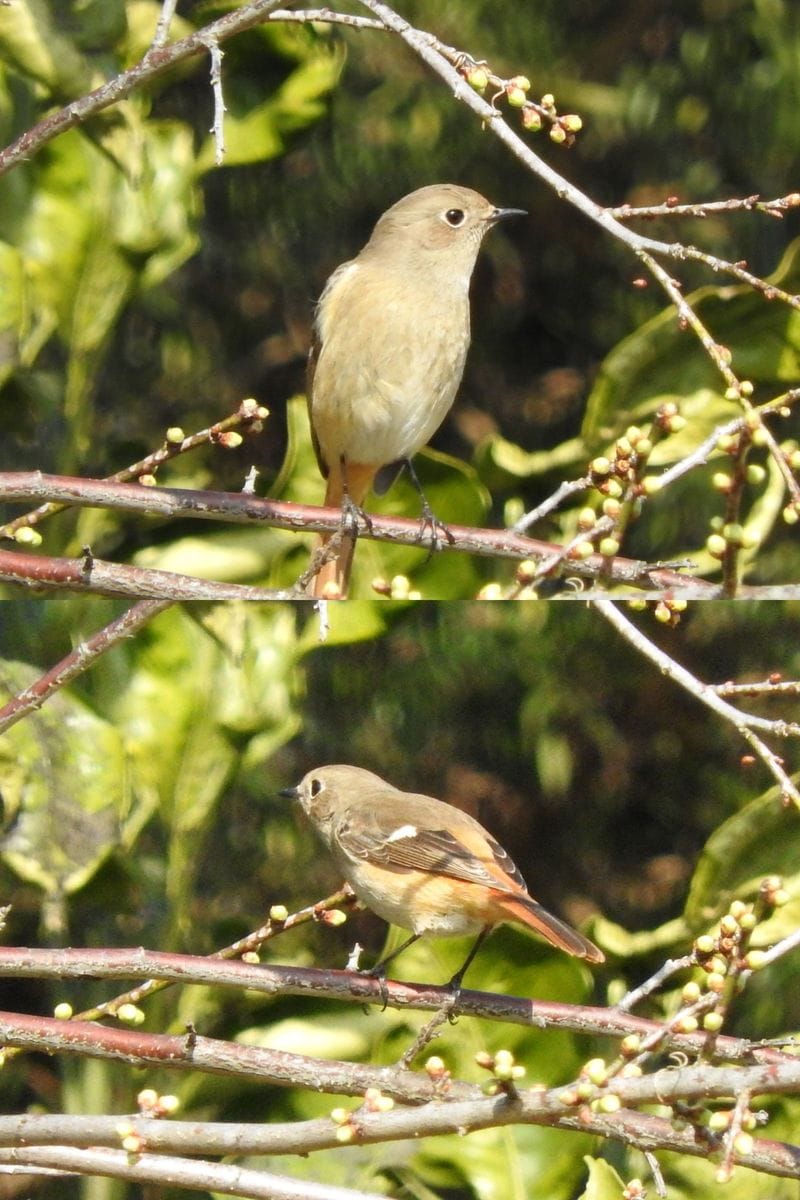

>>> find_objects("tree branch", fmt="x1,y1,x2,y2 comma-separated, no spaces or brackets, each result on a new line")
0,599,172,735
0,948,791,1065
0,547,300,601
593,598,800,805
0,473,717,593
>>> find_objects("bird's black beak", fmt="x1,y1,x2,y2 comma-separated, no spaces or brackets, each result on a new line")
278,785,299,800
490,206,526,223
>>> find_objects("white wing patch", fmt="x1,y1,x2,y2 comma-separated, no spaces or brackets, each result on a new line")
386,824,418,842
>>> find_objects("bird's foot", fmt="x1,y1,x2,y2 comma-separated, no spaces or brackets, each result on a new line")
340,492,373,539
416,499,455,562
442,968,468,1022
362,961,390,1012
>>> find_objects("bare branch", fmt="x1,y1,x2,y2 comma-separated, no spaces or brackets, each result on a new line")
0,947,792,1065
0,397,269,541
0,473,716,593
2,1106,800,1183
0,600,172,735
150,0,179,51
593,598,800,805
0,0,287,177
608,193,800,221
0,1145,388,1200
0,547,299,602
203,35,227,165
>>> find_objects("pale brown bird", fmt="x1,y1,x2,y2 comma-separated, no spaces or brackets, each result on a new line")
282,764,604,989
306,184,525,598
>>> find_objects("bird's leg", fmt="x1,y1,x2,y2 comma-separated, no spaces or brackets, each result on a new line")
339,457,373,537
446,926,491,1015
404,458,455,558
362,932,420,1012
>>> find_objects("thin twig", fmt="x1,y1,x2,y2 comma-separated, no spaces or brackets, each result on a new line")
593,599,800,805
74,888,358,1022
0,600,172,736
149,0,179,51
203,35,227,164
0,1145,387,1200
0,547,300,602
608,193,800,221
615,956,695,1013
0,397,268,540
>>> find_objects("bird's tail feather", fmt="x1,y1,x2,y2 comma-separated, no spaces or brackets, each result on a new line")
495,892,605,963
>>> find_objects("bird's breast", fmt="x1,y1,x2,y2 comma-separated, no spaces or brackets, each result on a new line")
310,265,471,468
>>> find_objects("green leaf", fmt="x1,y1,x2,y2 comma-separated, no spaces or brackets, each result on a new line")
0,241,27,386
0,661,129,897
583,237,800,446
684,782,800,942
576,1157,629,1200
0,0,93,94
196,43,343,171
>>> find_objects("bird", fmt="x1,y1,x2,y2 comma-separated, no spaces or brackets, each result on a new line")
306,184,525,598
281,764,604,990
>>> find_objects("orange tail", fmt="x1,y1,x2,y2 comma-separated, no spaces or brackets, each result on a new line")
309,463,376,599
494,892,605,962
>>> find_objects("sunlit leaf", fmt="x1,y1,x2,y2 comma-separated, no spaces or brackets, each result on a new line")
0,661,129,896
576,1157,629,1200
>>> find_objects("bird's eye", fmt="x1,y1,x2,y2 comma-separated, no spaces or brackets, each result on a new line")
443,208,466,227
310,778,323,797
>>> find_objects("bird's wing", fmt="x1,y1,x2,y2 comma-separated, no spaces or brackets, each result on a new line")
335,804,527,894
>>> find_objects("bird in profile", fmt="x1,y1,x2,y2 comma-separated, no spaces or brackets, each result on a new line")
282,764,604,990
306,184,525,598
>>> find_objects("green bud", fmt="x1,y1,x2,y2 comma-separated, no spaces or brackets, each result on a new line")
466,67,489,91
583,1058,608,1086
733,1131,754,1156
117,1003,145,1025
14,526,43,546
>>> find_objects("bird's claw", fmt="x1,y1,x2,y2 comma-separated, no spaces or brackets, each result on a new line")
416,502,454,562
340,493,373,538
363,962,390,1012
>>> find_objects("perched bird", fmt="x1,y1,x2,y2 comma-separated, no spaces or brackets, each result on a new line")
306,184,525,598
282,764,603,989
